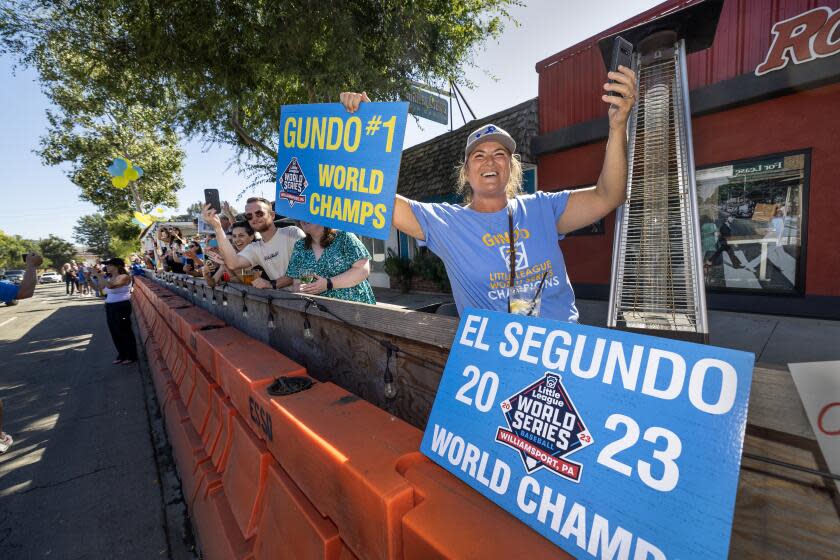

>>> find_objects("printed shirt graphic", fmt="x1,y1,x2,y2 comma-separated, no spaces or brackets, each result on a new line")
409,191,578,322
286,231,376,304
238,226,305,280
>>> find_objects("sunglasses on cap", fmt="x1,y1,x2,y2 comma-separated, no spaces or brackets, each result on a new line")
244,210,267,220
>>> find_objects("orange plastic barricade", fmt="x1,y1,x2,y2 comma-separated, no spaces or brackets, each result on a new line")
150,358,176,406
190,326,240,382
399,461,569,560
192,327,305,423
177,360,198,407
155,294,190,323
261,381,421,560
187,366,218,436
253,460,357,560
165,399,208,504
191,477,253,560
200,388,225,461
163,391,190,429
221,416,273,539
135,311,150,345
169,306,225,345
210,389,238,471
159,324,184,375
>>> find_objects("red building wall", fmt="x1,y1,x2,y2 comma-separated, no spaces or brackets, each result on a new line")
537,0,840,133
540,82,840,297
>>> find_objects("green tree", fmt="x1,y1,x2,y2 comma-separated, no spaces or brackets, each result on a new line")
0,230,38,270
105,214,142,243
38,234,77,269
36,93,186,215
108,236,140,260
0,9,187,215
73,214,111,257
2,0,516,186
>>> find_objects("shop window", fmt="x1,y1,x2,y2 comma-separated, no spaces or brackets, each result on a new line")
522,165,537,194
399,232,420,260
696,151,808,294
359,235,387,273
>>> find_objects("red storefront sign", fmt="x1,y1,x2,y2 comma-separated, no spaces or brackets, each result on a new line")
756,6,840,76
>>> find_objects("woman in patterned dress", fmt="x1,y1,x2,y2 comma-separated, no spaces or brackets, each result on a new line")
286,221,376,305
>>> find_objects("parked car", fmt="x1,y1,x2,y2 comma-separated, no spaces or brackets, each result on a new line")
39,271,62,284
4,270,24,284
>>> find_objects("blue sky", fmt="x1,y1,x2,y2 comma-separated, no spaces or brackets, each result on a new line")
0,0,661,241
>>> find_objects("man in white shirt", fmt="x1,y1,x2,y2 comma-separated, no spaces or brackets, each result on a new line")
202,197,304,289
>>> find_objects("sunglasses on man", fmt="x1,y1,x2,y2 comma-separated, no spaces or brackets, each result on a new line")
244,210,267,221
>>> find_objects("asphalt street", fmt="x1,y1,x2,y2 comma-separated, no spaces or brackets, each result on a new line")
0,284,170,559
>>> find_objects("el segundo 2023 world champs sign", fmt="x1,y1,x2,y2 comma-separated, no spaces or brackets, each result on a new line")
275,102,408,240
420,308,755,559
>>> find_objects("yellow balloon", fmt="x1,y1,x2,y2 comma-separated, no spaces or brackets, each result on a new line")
133,212,153,227
112,175,129,189
124,167,140,181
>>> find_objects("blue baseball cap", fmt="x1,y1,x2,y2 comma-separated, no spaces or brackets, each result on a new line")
464,124,516,161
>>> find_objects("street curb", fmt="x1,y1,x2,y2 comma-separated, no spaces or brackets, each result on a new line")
133,314,198,560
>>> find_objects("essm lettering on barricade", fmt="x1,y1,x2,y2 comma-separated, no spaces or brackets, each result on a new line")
423,308,755,559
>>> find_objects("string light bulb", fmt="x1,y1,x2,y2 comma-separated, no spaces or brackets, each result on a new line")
302,300,314,339
383,346,397,399
242,293,248,318
222,291,228,306
267,297,275,329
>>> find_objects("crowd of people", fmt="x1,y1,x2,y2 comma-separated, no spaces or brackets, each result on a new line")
2,63,636,458
138,196,378,305
140,63,637,319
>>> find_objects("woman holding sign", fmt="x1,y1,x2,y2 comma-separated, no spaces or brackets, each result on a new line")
340,65,636,322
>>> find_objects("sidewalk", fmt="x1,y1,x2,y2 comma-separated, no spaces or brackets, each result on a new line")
0,285,171,558
372,287,840,365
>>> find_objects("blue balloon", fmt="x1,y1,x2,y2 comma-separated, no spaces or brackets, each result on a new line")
134,166,144,178
107,157,128,177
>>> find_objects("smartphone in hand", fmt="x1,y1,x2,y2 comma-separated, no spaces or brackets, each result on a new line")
204,188,222,214
608,36,634,97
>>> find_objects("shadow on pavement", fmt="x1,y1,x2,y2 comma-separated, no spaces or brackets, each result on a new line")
0,297,169,559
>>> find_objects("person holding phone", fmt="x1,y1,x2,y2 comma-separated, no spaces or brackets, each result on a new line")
338,64,636,322
90,258,138,365
201,197,304,289
203,221,257,287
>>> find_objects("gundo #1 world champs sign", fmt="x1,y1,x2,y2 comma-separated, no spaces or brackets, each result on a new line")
275,102,408,240
420,309,755,559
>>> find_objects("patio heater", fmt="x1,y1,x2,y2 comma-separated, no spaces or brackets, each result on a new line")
602,0,723,343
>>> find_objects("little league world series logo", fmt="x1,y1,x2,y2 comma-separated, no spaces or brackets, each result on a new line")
496,372,593,483
279,157,309,207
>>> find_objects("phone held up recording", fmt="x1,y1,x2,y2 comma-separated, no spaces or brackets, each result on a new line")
204,188,222,215
608,36,634,98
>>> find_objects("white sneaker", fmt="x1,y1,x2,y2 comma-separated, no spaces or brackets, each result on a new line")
0,432,12,454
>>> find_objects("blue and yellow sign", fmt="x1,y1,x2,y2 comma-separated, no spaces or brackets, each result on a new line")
275,102,408,240
421,308,755,559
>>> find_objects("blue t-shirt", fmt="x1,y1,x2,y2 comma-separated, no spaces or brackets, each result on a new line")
0,280,20,303
409,191,578,322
